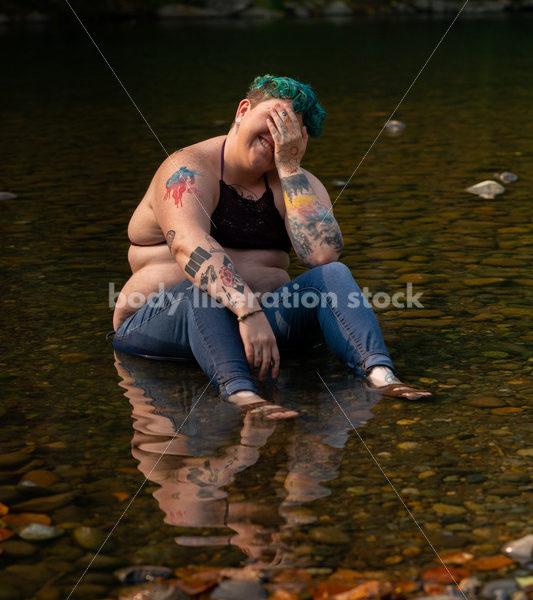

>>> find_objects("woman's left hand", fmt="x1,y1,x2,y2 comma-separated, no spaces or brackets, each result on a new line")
267,102,308,176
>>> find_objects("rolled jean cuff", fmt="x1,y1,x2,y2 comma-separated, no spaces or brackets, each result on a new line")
219,377,257,400
362,352,395,373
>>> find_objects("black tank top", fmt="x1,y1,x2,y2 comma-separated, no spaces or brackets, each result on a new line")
209,139,292,253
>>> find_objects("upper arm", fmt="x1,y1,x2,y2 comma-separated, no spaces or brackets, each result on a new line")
152,153,217,254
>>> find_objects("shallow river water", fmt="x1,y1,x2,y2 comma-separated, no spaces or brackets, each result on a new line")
0,15,532,600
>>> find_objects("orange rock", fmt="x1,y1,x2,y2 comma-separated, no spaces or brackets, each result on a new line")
423,582,446,594
112,492,129,502
491,407,525,415
269,590,300,600
0,503,8,516
328,569,364,585
441,551,474,565
333,580,392,600
3,513,51,528
312,583,354,600
392,579,420,594
173,566,221,595
20,470,59,487
273,569,312,583
0,528,14,542
420,566,470,584
467,555,516,570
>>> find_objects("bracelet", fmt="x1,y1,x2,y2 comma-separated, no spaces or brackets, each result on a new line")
237,308,263,322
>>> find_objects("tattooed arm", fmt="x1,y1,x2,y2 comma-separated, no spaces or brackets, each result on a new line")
266,102,343,267
281,170,343,267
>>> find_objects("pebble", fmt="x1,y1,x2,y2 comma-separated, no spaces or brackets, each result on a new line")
0,451,33,469
384,119,406,134
432,503,467,515
309,527,350,544
0,192,17,200
494,172,518,183
464,395,507,408
18,523,64,541
76,552,124,569
72,526,107,551
481,579,518,599
465,180,505,199
332,180,348,187
397,442,420,450
211,580,267,599
12,491,76,512
19,470,58,487
0,539,38,557
502,534,533,563
114,565,173,584
516,448,533,457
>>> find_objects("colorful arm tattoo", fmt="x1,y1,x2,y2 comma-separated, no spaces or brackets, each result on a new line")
164,166,202,209
281,172,343,262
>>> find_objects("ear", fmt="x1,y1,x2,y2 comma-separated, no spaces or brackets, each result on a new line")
234,99,251,123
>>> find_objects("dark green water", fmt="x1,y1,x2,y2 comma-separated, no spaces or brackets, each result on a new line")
0,16,532,599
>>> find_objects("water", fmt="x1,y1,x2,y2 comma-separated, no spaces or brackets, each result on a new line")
1,15,532,598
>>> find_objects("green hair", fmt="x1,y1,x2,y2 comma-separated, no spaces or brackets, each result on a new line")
247,74,326,138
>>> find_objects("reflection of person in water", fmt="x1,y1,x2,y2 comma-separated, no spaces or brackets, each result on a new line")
115,351,379,567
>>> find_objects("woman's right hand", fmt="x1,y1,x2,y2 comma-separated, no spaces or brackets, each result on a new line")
239,312,280,381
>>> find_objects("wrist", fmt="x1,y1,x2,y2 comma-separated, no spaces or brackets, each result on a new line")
237,308,264,323
277,164,302,178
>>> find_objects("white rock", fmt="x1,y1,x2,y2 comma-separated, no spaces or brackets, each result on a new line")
322,1,353,16
502,534,533,563
19,523,64,541
0,192,17,200
465,180,505,199
384,120,406,135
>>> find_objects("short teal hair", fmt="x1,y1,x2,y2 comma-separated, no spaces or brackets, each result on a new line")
247,74,326,138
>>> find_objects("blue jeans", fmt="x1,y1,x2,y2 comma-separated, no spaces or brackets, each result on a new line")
112,262,394,398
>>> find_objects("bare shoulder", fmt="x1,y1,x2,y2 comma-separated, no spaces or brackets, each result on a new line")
153,136,224,193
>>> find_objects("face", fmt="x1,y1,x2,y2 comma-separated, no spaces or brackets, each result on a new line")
235,98,304,169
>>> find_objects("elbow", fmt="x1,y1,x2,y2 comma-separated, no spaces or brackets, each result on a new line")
300,246,343,268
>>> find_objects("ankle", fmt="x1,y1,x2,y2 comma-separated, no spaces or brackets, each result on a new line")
367,366,401,387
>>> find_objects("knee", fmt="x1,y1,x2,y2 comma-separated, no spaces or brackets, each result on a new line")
311,261,353,281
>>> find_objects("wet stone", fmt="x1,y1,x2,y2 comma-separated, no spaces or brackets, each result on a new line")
0,539,38,556
12,491,76,512
20,470,59,487
481,579,518,599
67,584,109,599
76,552,124,570
516,448,533,457
211,580,267,600
72,526,107,550
464,395,507,408
502,534,533,563
114,565,173,584
0,451,33,469
309,527,350,544
432,503,466,515
19,523,65,541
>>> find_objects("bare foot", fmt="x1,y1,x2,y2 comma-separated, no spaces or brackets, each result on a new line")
371,383,432,400
227,391,298,420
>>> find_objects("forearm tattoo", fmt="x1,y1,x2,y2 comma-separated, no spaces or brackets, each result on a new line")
185,246,246,308
184,246,211,277
281,173,343,261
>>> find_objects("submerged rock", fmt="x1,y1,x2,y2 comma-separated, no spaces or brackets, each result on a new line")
0,191,17,200
494,172,518,184
211,580,267,600
465,180,505,199
481,579,518,599
114,565,173,584
73,526,107,550
502,534,533,563
18,523,64,541
384,119,406,135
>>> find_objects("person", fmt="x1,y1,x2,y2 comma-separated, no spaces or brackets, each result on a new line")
111,74,431,419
